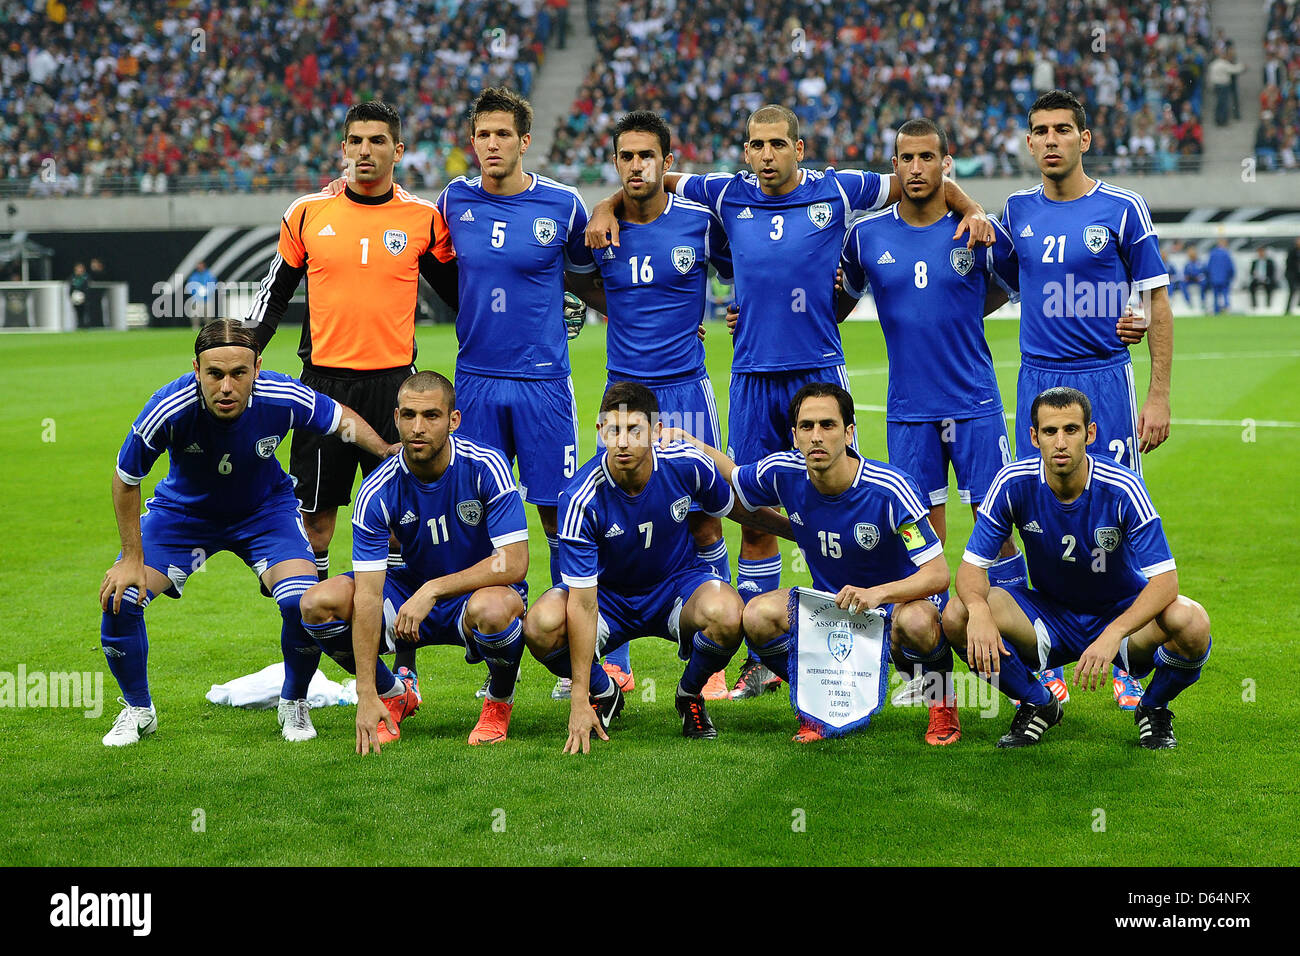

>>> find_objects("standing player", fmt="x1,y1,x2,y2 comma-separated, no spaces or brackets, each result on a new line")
943,387,1211,749
435,87,603,592
588,104,994,701
586,109,735,698
838,118,1026,589
1002,89,1173,708
299,372,530,752
524,383,789,752
244,100,457,588
99,320,395,746
668,383,956,745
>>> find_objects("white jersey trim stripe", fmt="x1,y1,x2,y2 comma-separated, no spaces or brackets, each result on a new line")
137,389,200,445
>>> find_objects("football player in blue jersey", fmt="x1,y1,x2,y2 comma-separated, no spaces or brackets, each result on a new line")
298,371,531,754
943,387,1211,749
582,110,736,700
665,383,956,745
99,320,395,747
523,383,792,753
1001,89,1174,709
435,87,605,599
587,103,994,702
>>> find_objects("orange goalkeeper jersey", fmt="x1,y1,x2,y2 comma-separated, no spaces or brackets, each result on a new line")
247,184,455,371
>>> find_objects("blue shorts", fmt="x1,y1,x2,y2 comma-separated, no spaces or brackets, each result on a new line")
1001,584,1133,671
374,568,528,660
1016,356,1141,475
454,371,579,506
728,366,854,466
604,368,722,449
887,413,1012,506
558,564,727,660
136,494,312,597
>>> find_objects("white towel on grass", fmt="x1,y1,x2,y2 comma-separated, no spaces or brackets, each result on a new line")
205,664,357,709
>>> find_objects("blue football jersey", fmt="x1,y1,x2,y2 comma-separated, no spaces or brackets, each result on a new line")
558,442,734,594
598,193,733,381
733,451,943,593
436,173,597,379
964,455,1176,616
679,167,888,372
351,435,528,580
840,205,1018,421
1001,180,1169,363
116,370,339,518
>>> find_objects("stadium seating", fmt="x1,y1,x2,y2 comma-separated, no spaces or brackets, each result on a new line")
3,0,559,196
547,0,1212,182
1256,0,1299,171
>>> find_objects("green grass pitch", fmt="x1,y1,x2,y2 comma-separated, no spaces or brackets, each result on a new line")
0,315,1295,866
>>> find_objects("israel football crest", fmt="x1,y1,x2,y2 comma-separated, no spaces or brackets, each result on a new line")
671,245,696,274
950,247,974,276
1084,225,1109,254
1094,527,1121,552
854,522,879,550
255,436,280,458
827,627,853,663
383,229,408,255
807,202,833,229
533,217,557,245
457,500,484,526
671,495,691,522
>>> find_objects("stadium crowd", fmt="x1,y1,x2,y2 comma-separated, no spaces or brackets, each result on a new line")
548,0,1213,183
3,0,559,196
1256,0,1300,171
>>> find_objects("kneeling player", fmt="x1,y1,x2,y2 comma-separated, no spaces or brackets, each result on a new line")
299,372,530,753
669,382,956,744
943,387,1211,749
99,320,395,746
525,383,789,752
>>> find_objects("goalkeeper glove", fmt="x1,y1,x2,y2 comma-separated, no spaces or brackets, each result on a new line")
563,291,586,339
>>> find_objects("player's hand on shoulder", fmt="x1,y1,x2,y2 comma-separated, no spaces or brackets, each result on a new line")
323,173,348,197
100,556,148,614
394,588,437,642
1116,305,1149,345
585,200,620,249
384,442,402,459
563,699,608,755
657,426,697,448
954,209,995,249
725,303,739,336
356,693,395,755
834,585,879,615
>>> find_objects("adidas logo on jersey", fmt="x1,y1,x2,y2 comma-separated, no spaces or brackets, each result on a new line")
460,209,475,222
183,443,204,454
789,512,804,525
317,224,336,236
1020,224,1034,238
876,251,896,264
737,207,754,220
605,524,624,538
399,510,418,525
1023,520,1043,533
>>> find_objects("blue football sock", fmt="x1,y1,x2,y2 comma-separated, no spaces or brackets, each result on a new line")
539,646,611,695
472,619,526,701
697,538,731,584
301,618,396,694
100,587,153,707
736,555,781,604
546,533,561,588
604,641,631,672
955,640,1051,706
680,631,738,696
1140,639,1211,708
988,552,1028,589
749,632,792,682
273,575,320,700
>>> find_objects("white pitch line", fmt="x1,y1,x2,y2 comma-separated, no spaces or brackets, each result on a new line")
852,404,1300,428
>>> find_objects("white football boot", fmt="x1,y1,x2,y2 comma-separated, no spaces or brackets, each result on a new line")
102,697,158,747
277,698,317,742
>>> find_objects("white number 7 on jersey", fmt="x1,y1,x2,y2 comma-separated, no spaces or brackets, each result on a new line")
638,521,653,549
